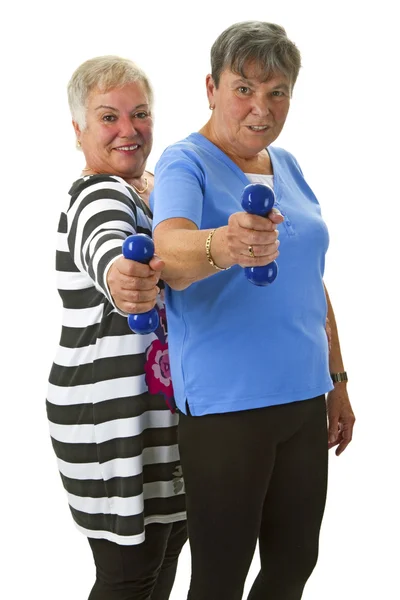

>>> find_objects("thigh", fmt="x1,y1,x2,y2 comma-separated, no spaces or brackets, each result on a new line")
259,396,328,571
151,521,188,600
88,523,173,600
162,520,188,564
178,409,277,599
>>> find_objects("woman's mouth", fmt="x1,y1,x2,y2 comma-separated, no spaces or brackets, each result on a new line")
248,125,269,131
114,144,139,152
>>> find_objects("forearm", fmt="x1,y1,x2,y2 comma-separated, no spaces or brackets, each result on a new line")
70,223,127,297
324,283,346,376
67,181,138,291
154,222,233,290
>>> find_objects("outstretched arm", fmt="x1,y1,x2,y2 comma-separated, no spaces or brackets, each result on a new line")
153,212,283,291
67,178,161,315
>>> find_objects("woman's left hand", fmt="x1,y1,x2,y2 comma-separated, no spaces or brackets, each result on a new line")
326,387,355,456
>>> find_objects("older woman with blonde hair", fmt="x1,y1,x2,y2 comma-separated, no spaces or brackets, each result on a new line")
46,56,186,600
152,21,355,600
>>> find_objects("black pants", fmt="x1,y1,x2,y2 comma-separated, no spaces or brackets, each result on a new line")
88,520,188,600
178,396,328,600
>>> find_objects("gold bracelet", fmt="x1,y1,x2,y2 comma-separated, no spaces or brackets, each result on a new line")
205,229,230,271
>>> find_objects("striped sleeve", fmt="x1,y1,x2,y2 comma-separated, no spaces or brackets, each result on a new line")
66,175,150,306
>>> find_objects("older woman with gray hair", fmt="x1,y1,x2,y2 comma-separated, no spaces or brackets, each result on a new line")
152,21,355,599
46,56,186,600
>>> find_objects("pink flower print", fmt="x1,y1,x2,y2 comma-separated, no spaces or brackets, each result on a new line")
144,339,175,411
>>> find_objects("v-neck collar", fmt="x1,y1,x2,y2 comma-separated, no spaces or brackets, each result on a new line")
187,132,282,200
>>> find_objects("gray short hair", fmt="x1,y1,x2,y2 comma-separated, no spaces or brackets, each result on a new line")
68,55,154,129
211,21,301,92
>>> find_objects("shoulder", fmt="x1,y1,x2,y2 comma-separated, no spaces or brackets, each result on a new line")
67,174,140,211
268,146,304,176
269,145,299,165
159,133,200,156
156,134,208,169
155,136,211,194
69,173,134,198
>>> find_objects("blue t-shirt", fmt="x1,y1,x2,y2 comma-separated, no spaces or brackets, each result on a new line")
152,133,333,416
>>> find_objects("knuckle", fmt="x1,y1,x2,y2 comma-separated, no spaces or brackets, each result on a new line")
125,302,138,313
145,299,157,311
130,277,140,288
228,214,240,227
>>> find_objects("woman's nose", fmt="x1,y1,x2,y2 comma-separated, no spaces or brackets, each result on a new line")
119,117,138,137
251,96,270,117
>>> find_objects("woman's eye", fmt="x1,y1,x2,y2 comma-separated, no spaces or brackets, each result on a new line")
272,91,284,97
238,86,251,95
102,114,117,122
134,111,149,119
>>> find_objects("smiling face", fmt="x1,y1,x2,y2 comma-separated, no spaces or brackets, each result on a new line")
74,81,153,179
206,63,291,160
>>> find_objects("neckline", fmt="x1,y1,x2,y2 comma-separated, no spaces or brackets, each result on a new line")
245,173,274,178
188,132,281,197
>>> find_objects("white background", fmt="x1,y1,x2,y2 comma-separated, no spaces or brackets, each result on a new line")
1,0,399,598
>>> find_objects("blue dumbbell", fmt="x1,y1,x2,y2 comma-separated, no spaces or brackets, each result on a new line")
121,234,160,334
240,183,278,286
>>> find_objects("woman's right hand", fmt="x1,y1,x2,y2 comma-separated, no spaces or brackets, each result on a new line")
225,209,284,268
107,255,165,314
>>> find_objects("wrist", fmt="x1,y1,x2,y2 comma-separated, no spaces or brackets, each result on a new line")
330,371,348,384
205,227,232,271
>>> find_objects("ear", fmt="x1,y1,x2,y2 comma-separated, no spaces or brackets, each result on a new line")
72,120,81,141
205,74,217,107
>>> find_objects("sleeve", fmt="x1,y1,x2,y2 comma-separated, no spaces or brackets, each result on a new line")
66,176,141,308
151,146,206,231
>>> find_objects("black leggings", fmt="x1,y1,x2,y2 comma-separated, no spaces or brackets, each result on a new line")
88,520,187,600
178,396,328,600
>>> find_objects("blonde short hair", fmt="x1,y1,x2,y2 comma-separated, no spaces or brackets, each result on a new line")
67,55,153,129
